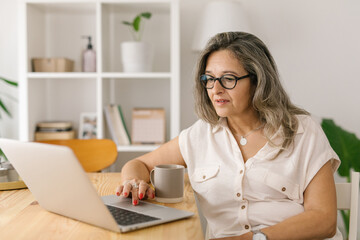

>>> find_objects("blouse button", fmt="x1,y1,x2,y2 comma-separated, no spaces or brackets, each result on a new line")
202,175,206,179
236,193,241,197
239,170,244,174
245,225,250,229
282,187,286,192
241,205,246,209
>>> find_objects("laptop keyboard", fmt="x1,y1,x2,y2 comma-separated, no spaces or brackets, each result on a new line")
106,205,160,226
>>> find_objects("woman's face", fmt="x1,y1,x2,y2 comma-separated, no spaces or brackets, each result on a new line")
205,49,254,119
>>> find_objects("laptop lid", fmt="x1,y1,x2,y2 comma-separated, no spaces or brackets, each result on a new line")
0,139,193,232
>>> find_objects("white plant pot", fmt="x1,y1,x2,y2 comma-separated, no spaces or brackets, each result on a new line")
121,41,153,72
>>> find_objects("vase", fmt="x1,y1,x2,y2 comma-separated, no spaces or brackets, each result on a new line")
121,41,153,72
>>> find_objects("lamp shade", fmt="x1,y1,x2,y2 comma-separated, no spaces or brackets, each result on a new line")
192,0,250,51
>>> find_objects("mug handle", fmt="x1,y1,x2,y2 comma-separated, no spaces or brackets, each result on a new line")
150,169,155,188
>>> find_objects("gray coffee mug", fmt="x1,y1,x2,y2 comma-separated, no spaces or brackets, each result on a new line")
150,164,185,203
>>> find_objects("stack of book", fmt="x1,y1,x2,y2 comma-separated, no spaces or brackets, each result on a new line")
34,121,75,141
104,104,131,146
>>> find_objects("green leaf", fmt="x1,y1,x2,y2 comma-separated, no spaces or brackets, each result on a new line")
0,77,18,86
321,119,360,178
121,12,152,40
0,98,11,117
141,12,152,19
122,21,132,26
0,77,18,87
133,16,141,32
0,148,8,162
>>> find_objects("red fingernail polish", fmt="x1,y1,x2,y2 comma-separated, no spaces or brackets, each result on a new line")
152,193,155,199
139,193,144,199
116,192,120,196
133,200,138,205
123,192,128,197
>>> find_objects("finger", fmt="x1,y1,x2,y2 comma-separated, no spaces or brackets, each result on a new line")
146,186,155,200
138,181,148,200
115,185,124,196
131,184,139,206
122,182,132,198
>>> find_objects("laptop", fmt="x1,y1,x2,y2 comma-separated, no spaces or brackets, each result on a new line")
0,138,193,233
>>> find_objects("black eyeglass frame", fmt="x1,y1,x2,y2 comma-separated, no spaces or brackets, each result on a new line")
200,74,251,90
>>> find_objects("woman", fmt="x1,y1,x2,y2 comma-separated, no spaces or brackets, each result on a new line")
116,32,341,240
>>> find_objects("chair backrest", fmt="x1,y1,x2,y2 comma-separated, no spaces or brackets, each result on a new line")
335,171,359,240
36,139,118,172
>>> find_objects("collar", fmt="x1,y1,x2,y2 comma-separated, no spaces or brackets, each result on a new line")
211,118,228,133
211,116,305,136
270,115,305,141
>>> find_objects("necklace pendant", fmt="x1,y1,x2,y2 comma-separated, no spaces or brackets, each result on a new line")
240,136,247,146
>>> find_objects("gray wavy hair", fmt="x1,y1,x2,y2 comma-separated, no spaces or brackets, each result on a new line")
194,32,309,151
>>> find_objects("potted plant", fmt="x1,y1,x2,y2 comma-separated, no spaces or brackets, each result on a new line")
321,118,360,239
121,12,153,72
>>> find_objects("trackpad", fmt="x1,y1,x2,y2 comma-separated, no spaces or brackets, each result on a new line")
102,195,162,213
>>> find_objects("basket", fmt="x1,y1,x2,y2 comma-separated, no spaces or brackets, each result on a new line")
32,58,74,72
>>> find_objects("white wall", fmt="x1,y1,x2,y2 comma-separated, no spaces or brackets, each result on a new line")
0,0,19,138
180,0,360,138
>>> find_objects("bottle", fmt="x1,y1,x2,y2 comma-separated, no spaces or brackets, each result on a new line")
82,36,96,72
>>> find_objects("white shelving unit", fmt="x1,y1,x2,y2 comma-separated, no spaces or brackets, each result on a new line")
18,0,180,153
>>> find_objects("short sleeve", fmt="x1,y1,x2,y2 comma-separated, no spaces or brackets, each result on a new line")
300,116,341,189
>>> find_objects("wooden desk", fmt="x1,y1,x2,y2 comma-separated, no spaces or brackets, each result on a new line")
0,173,203,240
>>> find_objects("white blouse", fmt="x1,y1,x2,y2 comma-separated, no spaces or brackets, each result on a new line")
179,115,342,239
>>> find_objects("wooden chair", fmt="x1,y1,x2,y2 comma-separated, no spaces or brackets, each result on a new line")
336,171,359,240
37,139,118,172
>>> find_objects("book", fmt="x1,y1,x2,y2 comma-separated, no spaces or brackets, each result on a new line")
36,121,72,129
34,121,74,141
131,108,165,144
104,104,130,146
116,105,131,144
34,130,75,141
104,105,120,146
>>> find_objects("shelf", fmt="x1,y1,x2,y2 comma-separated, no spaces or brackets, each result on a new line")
101,72,171,79
102,1,171,13
117,144,160,152
19,0,180,149
27,72,171,79
26,2,96,14
101,2,171,72
27,72,97,79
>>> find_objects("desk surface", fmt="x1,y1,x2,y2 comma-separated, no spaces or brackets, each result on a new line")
0,173,203,240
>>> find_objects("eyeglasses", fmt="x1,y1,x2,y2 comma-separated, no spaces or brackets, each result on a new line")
200,74,250,90
200,74,250,89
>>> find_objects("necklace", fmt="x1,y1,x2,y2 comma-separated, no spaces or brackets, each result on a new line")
235,124,264,146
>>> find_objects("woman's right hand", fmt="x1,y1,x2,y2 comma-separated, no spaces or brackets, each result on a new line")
115,179,155,206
